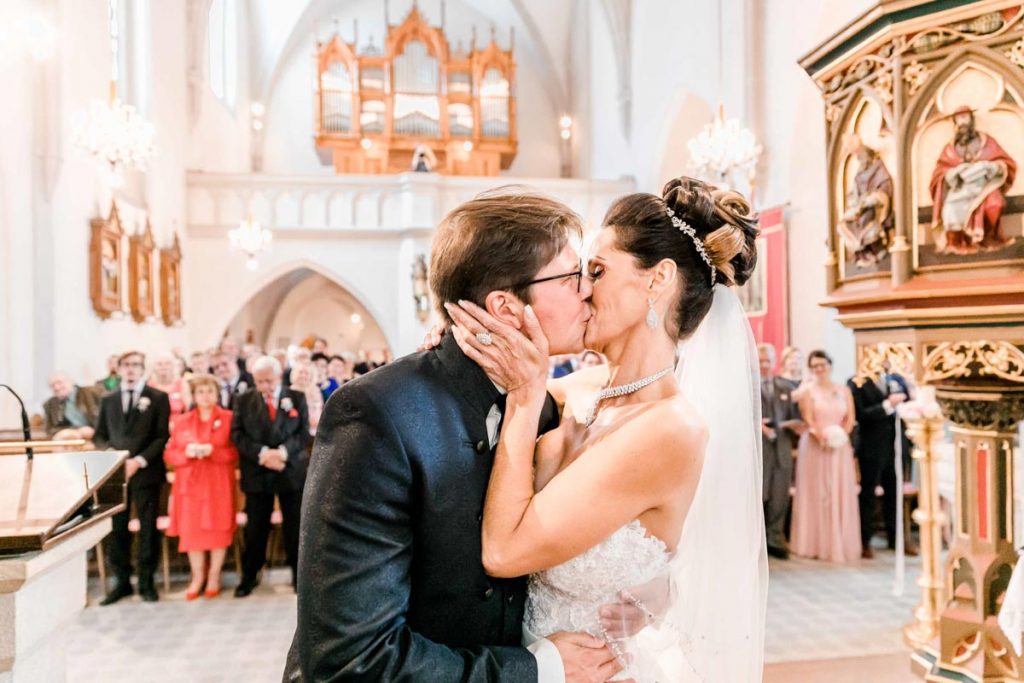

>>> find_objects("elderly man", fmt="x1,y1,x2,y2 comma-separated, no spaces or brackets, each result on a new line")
43,372,100,440
759,344,803,559
231,356,310,597
93,351,171,604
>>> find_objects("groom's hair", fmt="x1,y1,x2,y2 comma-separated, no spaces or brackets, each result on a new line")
430,187,582,323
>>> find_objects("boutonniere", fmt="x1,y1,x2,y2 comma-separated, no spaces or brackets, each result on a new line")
236,381,248,393
138,396,151,413
280,397,294,412
780,393,790,402
213,419,222,429
288,409,298,418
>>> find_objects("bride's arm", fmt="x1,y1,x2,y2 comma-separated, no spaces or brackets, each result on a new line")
446,301,703,579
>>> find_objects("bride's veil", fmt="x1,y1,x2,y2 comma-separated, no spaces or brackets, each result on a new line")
636,284,768,681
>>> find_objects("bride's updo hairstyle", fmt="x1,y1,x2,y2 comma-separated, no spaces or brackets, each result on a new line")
602,176,759,339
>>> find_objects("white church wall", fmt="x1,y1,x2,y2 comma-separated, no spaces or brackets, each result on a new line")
0,0,195,411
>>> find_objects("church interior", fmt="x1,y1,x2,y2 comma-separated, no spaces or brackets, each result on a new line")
2,0,1024,681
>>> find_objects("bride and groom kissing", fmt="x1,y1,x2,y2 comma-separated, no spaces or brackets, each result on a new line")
285,176,769,682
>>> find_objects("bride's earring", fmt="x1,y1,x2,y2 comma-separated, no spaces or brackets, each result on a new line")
646,298,659,330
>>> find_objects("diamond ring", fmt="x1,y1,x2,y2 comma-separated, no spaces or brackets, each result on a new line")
476,332,494,346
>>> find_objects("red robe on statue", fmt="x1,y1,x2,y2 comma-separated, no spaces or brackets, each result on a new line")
929,133,1016,254
164,406,238,552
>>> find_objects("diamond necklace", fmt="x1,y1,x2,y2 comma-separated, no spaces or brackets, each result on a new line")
583,365,675,427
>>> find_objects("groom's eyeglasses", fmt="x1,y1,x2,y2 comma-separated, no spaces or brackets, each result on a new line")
515,263,584,293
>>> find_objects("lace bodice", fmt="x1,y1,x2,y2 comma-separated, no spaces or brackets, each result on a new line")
525,520,672,680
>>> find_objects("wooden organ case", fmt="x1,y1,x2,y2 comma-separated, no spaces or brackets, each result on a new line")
314,5,517,176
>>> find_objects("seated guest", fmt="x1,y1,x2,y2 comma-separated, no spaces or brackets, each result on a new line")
93,351,171,604
211,350,253,409
149,352,190,415
44,372,100,440
188,350,211,376
164,374,238,600
289,361,323,435
231,356,310,596
95,354,121,392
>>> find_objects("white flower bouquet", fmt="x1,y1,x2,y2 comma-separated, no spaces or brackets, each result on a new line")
823,424,849,449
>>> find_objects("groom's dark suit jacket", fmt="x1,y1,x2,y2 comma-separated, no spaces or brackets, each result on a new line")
285,333,560,682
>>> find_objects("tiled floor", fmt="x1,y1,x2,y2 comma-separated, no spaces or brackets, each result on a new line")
65,545,923,681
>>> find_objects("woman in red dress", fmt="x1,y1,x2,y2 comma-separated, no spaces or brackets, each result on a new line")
164,374,238,599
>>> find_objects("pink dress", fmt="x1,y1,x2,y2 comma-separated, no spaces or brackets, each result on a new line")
790,385,862,563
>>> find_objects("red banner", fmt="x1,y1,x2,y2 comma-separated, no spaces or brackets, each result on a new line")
738,205,788,354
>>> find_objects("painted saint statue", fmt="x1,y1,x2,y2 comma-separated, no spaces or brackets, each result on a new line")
929,106,1017,255
840,137,894,267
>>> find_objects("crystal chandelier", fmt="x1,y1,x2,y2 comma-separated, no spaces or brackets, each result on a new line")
686,2,762,193
687,104,762,190
229,212,272,270
72,0,154,182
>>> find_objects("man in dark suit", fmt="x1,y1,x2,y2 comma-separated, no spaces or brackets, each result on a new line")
231,356,310,597
848,361,913,559
758,344,803,559
285,192,619,682
93,351,171,604
212,350,253,409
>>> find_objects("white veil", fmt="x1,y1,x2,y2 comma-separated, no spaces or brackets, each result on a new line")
633,284,768,681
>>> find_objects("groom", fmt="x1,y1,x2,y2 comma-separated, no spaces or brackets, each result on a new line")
284,191,622,682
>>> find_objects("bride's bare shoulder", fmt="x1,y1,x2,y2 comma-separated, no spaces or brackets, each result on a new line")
624,398,708,471
547,364,608,405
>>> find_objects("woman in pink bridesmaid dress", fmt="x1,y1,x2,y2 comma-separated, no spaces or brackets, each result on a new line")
790,350,862,563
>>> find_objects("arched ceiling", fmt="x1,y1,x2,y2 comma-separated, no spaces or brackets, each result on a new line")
247,0,575,117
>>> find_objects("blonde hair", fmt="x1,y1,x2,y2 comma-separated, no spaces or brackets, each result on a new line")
187,373,220,398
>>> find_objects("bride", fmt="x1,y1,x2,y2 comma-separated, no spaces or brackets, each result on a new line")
445,176,769,681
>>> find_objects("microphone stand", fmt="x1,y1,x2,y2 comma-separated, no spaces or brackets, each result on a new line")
0,384,34,460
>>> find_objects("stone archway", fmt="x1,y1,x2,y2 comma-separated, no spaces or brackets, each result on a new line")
219,265,390,355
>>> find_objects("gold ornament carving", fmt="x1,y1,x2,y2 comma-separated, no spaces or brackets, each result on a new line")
873,70,894,104
825,102,840,123
1007,37,1024,68
903,61,932,96
951,631,983,665
923,341,1024,383
857,343,914,381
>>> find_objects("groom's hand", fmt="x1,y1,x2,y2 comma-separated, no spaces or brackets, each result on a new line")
548,631,623,683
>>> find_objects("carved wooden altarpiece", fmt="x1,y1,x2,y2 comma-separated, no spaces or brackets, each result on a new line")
128,220,156,323
89,202,125,320
159,234,182,327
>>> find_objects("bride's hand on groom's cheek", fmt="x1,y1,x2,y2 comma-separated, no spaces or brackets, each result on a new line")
444,301,549,393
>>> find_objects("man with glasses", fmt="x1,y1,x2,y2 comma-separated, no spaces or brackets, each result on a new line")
93,351,171,604
286,191,621,682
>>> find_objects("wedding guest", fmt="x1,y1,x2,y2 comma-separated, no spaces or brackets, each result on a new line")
43,372,100,440
231,356,310,596
289,361,323,435
578,350,605,369
779,346,804,387
758,344,803,559
848,359,915,559
188,350,211,376
211,350,252,409
219,336,247,376
149,352,190,415
312,337,329,356
549,354,577,378
164,374,238,600
93,351,171,604
96,354,121,392
790,350,861,563
321,355,349,400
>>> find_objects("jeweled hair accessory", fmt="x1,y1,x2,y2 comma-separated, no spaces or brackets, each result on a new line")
665,206,716,286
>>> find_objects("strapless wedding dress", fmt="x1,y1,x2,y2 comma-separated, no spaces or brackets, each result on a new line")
525,520,673,682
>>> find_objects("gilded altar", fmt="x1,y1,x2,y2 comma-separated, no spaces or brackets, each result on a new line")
803,2,1024,680
313,5,516,176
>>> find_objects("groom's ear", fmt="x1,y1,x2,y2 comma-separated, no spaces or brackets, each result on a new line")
483,290,524,330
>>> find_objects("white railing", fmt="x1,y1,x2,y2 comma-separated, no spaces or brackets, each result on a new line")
186,172,635,234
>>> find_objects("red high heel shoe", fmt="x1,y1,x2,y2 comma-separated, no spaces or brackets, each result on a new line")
204,586,221,599
186,586,204,601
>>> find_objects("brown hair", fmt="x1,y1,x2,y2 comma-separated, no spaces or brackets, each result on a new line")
602,176,759,340
430,187,583,323
187,373,220,397
808,350,832,367
118,351,146,366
